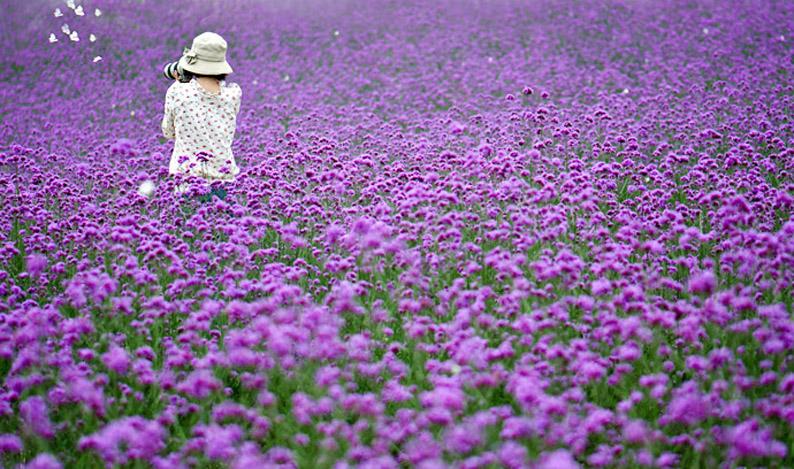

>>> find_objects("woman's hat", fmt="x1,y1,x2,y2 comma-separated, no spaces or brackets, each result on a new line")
178,32,233,75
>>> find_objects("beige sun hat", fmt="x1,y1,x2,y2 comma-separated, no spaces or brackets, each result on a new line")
178,32,233,75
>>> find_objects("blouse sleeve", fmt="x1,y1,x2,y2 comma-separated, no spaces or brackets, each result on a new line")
161,86,176,140
234,85,242,115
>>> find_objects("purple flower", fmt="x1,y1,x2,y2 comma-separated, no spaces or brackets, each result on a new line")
727,420,787,459
25,254,47,276
199,423,243,460
20,396,55,439
79,417,166,465
102,345,131,374
0,434,23,453
536,449,580,469
420,384,466,413
591,278,612,296
663,384,710,426
689,271,716,295
623,420,648,444
177,369,222,399
21,453,62,469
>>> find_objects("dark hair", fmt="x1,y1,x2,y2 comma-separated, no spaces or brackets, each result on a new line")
182,70,228,81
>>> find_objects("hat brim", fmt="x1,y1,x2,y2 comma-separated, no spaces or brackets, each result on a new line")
179,56,233,75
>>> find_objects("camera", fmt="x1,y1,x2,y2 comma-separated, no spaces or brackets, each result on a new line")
163,61,191,83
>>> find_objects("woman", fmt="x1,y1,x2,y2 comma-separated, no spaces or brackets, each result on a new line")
162,31,242,201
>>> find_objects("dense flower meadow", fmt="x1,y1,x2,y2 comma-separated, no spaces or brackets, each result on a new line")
1,0,793,467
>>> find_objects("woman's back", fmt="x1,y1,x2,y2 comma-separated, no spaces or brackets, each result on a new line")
162,78,242,181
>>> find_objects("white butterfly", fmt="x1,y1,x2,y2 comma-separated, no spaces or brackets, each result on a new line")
49,33,58,43
94,8,102,16
75,5,84,16
54,8,63,17
66,0,76,9
89,34,96,42
69,31,79,42
61,23,70,34
93,56,103,63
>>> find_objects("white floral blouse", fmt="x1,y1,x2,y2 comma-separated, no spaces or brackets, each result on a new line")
161,78,242,182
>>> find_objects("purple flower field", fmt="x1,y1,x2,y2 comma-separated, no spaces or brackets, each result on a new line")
1,0,793,467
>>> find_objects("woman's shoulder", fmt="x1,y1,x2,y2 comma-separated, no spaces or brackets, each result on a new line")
166,80,192,96
224,81,242,97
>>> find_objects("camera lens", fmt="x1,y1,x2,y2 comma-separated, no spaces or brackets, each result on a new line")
163,62,177,79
